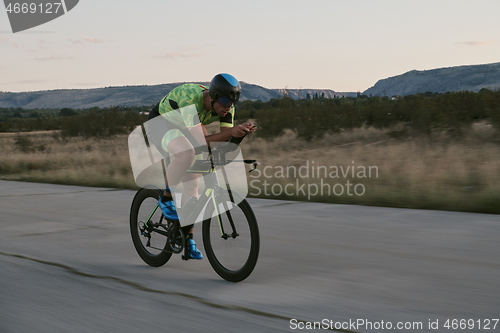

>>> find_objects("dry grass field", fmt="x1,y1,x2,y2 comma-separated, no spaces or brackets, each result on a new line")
1,124,499,214
0,131,137,189
244,126,500,213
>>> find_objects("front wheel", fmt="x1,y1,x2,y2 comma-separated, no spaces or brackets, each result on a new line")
202,191,259,282
130,188,173,267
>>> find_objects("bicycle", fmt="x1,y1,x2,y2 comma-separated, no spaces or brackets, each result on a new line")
129,138,260,282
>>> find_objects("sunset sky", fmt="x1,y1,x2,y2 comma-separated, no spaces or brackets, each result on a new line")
1,0,499,93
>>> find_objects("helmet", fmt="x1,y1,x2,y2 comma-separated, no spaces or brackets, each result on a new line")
209,73,241,103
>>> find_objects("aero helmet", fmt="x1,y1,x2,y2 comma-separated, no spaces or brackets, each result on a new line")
209,73,241,103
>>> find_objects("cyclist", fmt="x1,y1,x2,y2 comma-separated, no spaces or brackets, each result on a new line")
148,73,256,260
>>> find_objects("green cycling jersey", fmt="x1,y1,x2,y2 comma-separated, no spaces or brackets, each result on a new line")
158,83,234,128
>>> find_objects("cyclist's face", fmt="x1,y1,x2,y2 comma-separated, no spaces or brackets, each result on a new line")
213,100,231,117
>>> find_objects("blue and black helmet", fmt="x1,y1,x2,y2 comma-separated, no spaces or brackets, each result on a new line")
209,73,241,103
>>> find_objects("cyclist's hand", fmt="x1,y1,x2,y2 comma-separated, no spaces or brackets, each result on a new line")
230,124,251,137
242,122,257,134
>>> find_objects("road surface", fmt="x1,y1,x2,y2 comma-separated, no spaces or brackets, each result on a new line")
0,180,499,332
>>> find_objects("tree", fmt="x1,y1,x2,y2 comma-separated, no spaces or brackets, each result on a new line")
29,111,40,118
59,108,77,117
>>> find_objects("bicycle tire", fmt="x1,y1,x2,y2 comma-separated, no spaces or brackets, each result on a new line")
202,191,259,282
130,188,173,267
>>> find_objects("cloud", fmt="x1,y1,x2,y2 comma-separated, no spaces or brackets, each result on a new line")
68,39,83,44
37,39,55,50
72,82,99,86
11,80,46,84
455,40,493,46
65,36,111,49
35,55,75,61
156,47,205,60
0,35,19,48
65,38,84,48
81,36,110,44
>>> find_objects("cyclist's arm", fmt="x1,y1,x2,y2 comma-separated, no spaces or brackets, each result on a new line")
201,124,254,144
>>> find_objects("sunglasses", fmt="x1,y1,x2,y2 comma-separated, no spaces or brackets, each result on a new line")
217,96,234,108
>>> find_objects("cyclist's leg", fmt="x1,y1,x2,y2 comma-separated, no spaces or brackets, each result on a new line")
157,131,195,219
161,131,203,259
178,170,204,259
178,172,201,232
165,134,196,188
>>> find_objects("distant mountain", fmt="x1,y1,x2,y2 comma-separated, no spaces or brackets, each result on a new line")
0,82,344,110
363,62,500,97
275,88,345,100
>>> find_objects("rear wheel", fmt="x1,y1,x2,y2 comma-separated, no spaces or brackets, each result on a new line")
130,188,172,267
202,191,259,282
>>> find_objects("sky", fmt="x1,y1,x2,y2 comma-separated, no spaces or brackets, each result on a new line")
1,0,500,93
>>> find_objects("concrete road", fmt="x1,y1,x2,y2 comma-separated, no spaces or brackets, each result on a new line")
0,180,499,333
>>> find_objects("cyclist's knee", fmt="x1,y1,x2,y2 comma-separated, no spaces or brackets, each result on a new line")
171,149,196,168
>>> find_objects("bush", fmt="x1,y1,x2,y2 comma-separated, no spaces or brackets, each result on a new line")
238,90,500,140
14,134,33,153
59,108,78,117
60,107,146,139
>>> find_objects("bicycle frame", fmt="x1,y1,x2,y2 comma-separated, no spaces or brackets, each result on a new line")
143,147,256,258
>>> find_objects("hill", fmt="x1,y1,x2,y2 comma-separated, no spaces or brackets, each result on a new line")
363,62,500,97
0,82,344,109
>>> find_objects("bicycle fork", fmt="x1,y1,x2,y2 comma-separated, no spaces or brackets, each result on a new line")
210,188,239,240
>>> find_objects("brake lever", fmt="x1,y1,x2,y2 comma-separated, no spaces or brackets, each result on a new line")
243,159,258,173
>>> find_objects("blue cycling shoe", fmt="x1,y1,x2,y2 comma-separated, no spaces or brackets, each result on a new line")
158,198,179,220
188,239,203,260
